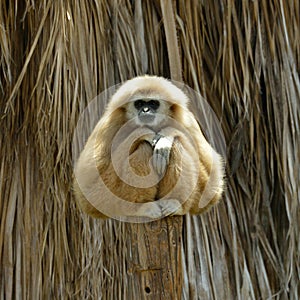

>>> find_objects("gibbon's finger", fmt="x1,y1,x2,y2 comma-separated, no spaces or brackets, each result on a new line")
153,152,165,175
158,153,166,175
153,136,173,175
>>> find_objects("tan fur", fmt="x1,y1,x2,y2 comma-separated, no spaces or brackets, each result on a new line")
73,76,224,219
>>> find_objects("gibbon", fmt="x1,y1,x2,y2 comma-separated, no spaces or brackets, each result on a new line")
73,76,224,220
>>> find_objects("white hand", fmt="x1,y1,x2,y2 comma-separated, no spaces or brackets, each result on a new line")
152,136,174,175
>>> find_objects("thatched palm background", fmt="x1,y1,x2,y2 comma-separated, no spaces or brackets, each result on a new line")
0,0,299,299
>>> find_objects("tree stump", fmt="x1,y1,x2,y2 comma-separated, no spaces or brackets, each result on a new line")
126,216,183,299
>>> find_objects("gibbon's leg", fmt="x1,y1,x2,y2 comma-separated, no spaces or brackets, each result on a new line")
189,150,224,214
73,178,108,218
99,135,165,218
189,194,220,215
75,128,161,219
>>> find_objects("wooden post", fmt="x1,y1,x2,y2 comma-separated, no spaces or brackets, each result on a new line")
126,2,184,298
127,216,183,299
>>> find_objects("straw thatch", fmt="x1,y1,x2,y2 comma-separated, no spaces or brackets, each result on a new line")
0,0,299,299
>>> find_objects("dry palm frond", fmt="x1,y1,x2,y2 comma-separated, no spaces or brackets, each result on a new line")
0,0,299,299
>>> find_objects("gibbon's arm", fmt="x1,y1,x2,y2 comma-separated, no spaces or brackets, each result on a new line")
184,113,225,213
73,109,125,218
155,113,224,215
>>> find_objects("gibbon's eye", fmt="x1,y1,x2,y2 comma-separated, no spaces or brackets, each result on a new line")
148,100,160,110
134,99,145,110
134,99,160,112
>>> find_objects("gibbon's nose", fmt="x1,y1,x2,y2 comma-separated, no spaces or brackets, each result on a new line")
138,107,155,123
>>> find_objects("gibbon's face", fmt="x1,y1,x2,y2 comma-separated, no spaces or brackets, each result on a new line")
125,97,172,127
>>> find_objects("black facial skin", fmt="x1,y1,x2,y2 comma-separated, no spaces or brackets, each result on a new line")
134,99,160,123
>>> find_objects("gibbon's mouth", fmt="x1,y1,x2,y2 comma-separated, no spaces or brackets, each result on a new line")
138,111,155,124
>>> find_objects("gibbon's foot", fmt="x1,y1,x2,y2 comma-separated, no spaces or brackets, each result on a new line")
136,202,163,219
157,199,182,216
152,135,174,175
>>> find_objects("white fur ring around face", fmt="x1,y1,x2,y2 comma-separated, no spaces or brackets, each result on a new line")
152,135,174,175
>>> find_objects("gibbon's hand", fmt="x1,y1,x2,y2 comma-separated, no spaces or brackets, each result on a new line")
152,135,174,175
